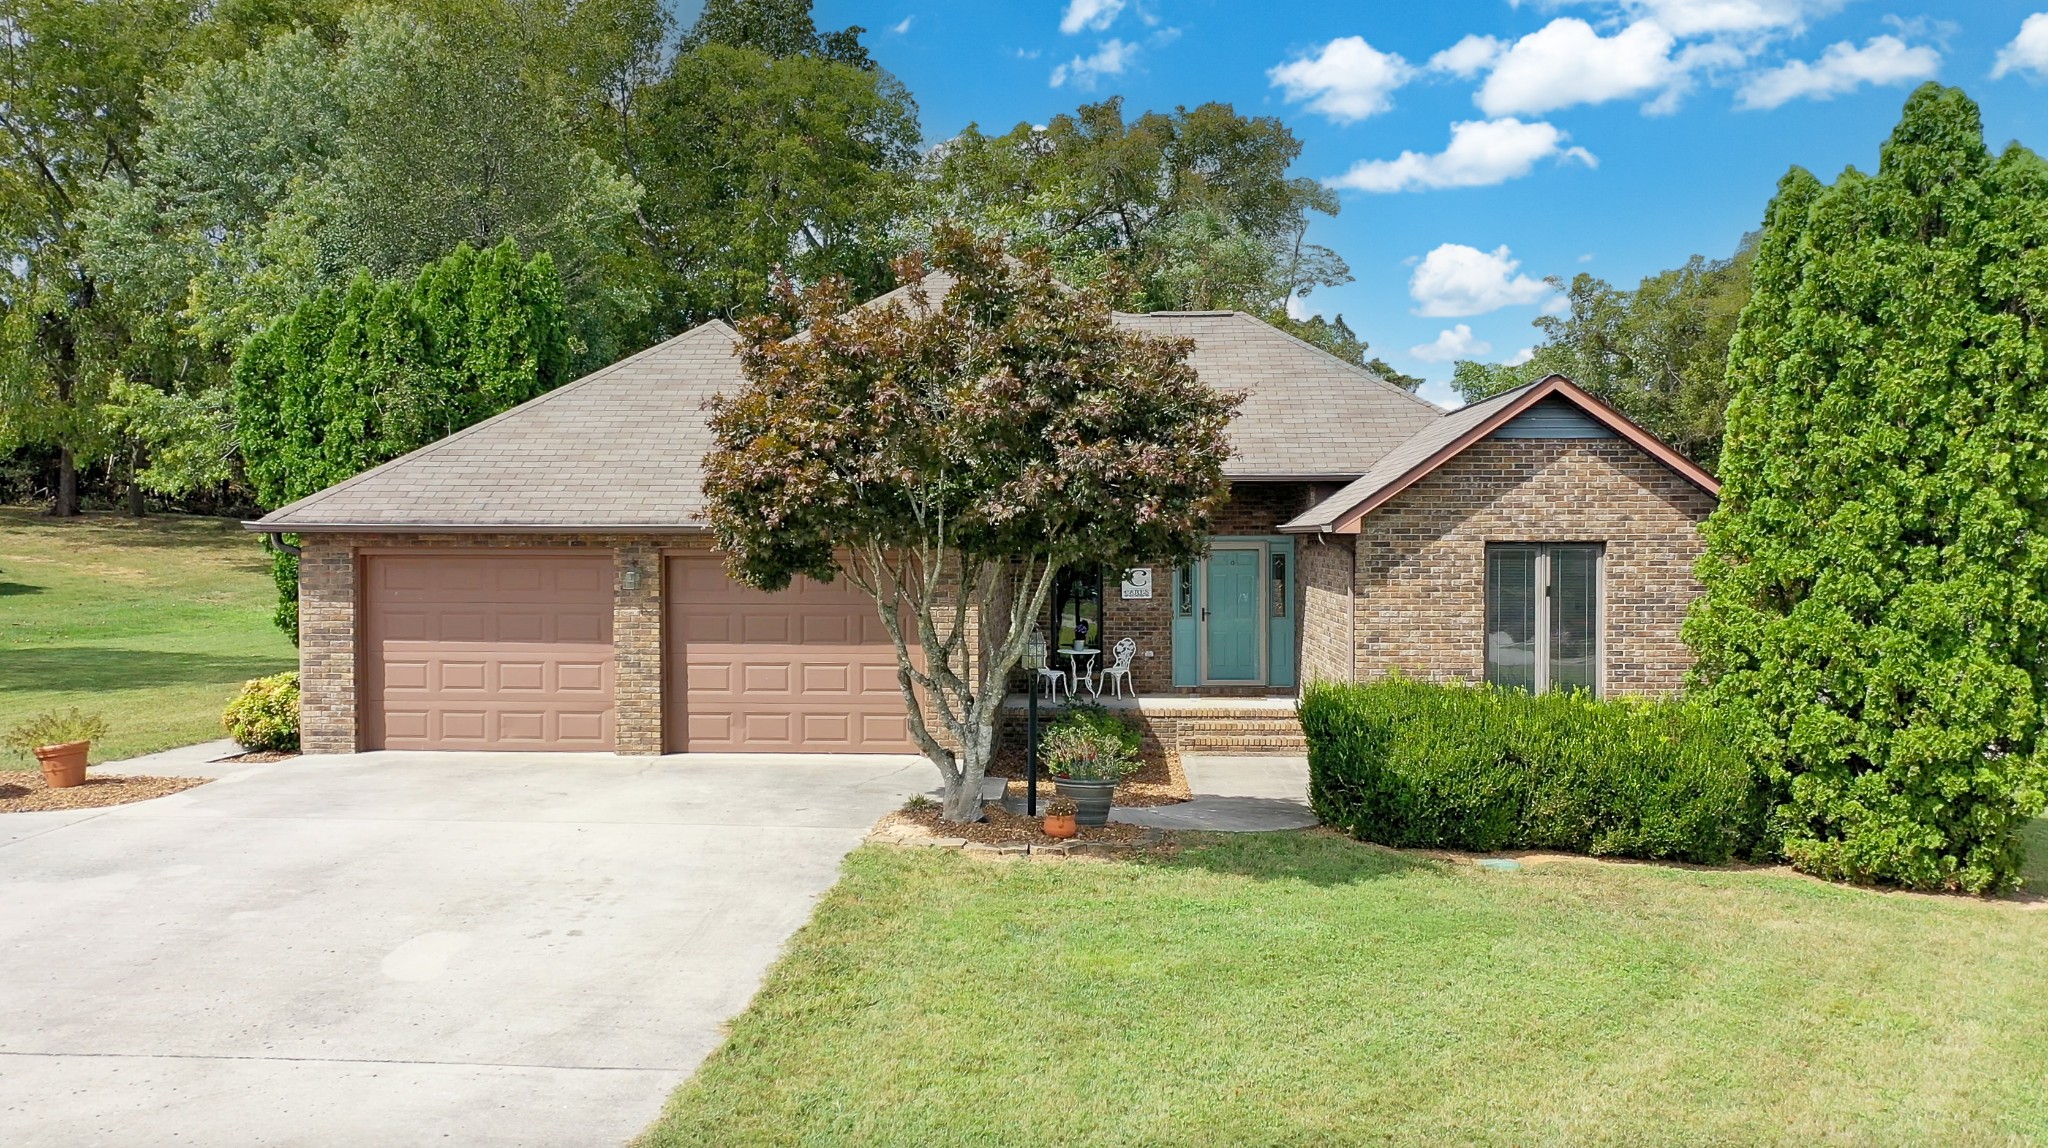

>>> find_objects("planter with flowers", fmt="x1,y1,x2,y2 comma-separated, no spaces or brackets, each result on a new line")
4,709,110,789
1042,705,1142,827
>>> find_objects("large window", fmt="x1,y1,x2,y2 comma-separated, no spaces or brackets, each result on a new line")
1485,544,1601,695
1052,565,1104,651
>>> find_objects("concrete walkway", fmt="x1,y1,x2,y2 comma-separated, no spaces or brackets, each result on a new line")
0,750,927,1147
1111,754,1317,832
92,738,246,777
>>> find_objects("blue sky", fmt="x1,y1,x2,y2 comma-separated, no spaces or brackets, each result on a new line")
806,2,2048,406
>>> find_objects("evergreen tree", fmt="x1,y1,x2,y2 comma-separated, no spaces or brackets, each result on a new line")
1684,84,2048,892
236,239,568,638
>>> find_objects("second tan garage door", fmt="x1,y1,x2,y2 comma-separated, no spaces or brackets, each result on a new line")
362,553,616,751
665,555,916,752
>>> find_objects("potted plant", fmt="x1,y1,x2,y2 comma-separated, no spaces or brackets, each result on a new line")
1043,795,1079,839
1042,706,1141,827
4,709,110,789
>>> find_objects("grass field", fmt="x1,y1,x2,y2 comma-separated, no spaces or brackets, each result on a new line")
0,508,296,763
639,832,2048,1148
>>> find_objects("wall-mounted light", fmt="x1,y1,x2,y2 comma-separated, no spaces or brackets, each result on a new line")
622,562,642,593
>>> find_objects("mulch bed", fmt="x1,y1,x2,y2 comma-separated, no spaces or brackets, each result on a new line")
986,744,1191,807
0,769,211,813
878,802,1161,847
218,750,298,763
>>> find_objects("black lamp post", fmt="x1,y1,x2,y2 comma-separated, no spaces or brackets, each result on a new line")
1023,630,1046,817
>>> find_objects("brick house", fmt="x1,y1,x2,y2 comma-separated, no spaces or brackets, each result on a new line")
251,307,1719,756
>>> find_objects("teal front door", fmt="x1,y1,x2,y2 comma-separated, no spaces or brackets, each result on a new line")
1203,546,1263,681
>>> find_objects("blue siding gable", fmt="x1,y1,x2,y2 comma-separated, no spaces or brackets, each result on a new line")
1491,395,1616,439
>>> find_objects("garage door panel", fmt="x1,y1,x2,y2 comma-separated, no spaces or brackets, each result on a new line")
365,554,616,752
555,662,608,693
666,555,917,753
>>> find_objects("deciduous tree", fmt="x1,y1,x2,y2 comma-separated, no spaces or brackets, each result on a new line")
1684,84,2048,893
704,229,1239,821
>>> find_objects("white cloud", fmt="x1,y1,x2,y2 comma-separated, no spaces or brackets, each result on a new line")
1737,35,1939,109
1328,118,1595,194
1268,37,1414,122
1429,34,1506,78
1614,0,1841,37
890,15,914,34
1476,19,1686,116
1409,243,1556,318
1060,0,1124,35
1050,39,1135,89
1993,13,2048,80
1505,346,1537,366
1411,324,1492,362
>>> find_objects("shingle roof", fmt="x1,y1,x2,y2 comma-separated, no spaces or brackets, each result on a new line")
1281,375,1720,533
252,322,743,531
1112,310,1441,479
250,302,1448,533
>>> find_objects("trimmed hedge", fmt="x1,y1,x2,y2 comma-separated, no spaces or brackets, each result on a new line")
1302,679,1764,865
223,671,301,752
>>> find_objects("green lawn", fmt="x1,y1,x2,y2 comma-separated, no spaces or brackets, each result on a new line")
0,508,295,763
640,831,2048,1147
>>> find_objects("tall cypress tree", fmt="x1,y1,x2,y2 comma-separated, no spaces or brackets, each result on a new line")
235,239,569,639
1685,84,2048,892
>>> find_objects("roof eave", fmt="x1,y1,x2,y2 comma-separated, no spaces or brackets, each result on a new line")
243,521,714,534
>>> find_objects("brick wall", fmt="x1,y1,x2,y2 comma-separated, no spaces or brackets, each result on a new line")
1298,533,1355,684
296,531,706,755
1350,438,1715,696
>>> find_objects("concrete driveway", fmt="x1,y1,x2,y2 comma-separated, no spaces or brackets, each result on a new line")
0,751,928,1147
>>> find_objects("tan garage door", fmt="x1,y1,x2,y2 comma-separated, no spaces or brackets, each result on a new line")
665,555,915,753
363,553,615,751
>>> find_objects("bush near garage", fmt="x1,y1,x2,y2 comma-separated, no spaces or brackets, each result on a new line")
223,671,301,752
1301,678,1764,865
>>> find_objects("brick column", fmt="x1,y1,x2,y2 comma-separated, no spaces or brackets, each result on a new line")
613,542,664,754
297,536,360,754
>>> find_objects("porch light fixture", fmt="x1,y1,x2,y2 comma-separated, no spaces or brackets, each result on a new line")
622,562,642,592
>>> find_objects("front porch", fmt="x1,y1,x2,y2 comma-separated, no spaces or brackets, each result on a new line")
999,692,1306,755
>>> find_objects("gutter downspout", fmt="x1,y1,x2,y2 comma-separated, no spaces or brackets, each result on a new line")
262,531,302,558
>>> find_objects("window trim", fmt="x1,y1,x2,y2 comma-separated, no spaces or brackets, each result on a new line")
1484,543,1605,696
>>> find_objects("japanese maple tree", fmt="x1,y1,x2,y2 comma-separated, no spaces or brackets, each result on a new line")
704,228,1238,820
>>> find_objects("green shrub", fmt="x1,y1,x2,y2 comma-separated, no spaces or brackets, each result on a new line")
1301,679,1764,865
223,671,301,752
3,709,110,762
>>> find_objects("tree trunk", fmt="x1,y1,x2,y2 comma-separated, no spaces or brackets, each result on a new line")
125,440,145,517
52,446,78,517
938,722,997,823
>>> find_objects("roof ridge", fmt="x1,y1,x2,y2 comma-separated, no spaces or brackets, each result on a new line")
256,321,738,525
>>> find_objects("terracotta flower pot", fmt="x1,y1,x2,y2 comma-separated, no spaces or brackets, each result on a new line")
33,740,89,789
1043,813,1078,839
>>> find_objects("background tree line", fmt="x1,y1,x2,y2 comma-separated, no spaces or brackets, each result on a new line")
0,0,1435,519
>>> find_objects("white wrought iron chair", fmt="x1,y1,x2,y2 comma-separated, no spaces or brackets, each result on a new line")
1100,637,1137,699
1036,663,1069,702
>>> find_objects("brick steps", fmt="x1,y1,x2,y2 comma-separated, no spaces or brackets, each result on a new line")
1169,715,1307,755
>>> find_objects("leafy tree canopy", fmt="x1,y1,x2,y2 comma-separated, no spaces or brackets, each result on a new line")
704,228,1239,820
910,98,1383,367
1684,83,2048,893
623,39,919,333
680,0,873,68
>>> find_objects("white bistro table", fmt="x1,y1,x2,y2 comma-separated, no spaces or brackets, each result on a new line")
1060,645,1100,698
